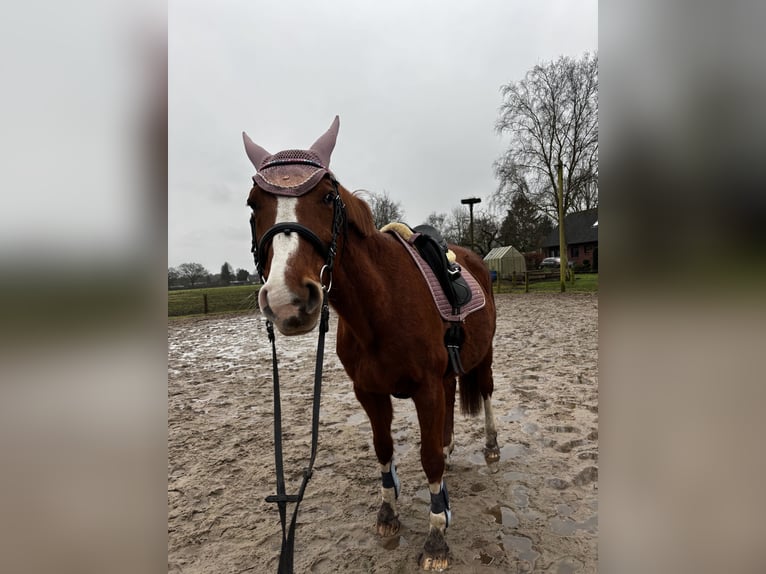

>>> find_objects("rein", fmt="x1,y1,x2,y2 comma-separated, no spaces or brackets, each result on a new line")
253,178,345,574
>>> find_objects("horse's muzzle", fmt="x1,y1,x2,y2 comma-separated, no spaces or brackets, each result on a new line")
258,279,323,335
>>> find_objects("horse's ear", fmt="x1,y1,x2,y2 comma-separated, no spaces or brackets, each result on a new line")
242,132,271,170
310,116,340,168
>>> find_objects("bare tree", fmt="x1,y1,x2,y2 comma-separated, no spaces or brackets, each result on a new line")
364,190,405,229
442,207,470,247
473,212,502,256
178,262,208,288
424,212,448,236
495,53,598,221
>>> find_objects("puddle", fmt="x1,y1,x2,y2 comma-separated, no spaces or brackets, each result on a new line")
572,466,598,486
502,471,527,482
486,504,519,528
511,485,529,508
556,504,573,516
521,422,539,435
500,405,527,423
501,534,539,566
553,557,583,573
550,514,598,536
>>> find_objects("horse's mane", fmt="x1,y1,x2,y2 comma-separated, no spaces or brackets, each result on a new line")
338,186,377,238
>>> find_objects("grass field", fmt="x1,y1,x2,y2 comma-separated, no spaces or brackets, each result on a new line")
168,284,260,317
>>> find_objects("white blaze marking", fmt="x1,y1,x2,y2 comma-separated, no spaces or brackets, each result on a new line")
262,197,300,308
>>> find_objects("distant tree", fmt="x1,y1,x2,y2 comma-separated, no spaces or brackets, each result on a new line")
220,262,234,285
473,212,502,256
178,262,208,288
495,52,598,221
442,207,470,246
498,192,554,253
236,268,250,282
366,190,405,229
168,267,181,288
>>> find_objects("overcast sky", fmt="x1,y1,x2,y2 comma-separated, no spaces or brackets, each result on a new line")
169,0,597,274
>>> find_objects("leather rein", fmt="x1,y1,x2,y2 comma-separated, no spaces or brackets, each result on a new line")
251,177,345,574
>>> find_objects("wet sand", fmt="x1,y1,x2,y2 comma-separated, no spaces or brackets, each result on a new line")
168,292,598,573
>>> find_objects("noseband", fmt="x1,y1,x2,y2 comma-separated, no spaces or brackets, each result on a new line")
250,176,346,288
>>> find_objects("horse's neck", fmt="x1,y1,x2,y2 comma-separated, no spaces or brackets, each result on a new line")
329,231,397,344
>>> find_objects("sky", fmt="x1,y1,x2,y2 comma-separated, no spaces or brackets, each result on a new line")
168,0,597,274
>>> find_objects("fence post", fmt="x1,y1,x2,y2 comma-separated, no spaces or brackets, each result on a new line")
525,272,529,293
203,293,209,314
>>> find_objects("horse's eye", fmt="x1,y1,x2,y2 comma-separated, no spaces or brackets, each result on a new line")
322,193,334,204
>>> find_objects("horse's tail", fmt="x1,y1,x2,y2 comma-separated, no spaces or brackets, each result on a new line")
458,369,484,416
457,335,494,416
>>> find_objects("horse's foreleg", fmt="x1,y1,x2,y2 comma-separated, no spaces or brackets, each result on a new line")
413,386,451,571
353,387,399,536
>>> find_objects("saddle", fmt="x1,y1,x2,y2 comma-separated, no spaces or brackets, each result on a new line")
381,222,486,375
410,225,473,313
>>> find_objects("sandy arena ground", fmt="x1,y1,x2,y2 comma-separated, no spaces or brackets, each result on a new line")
168,292,598,573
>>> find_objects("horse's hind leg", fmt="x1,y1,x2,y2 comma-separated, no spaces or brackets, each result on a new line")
468,347,501,465
442,377,456,466
353,387,400,537
480,351,501,465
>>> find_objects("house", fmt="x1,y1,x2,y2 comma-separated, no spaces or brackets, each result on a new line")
541,208,598,271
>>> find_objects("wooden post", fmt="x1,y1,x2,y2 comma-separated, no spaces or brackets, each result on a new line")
525,271,530,293
203,293,209,314
557,161,567,293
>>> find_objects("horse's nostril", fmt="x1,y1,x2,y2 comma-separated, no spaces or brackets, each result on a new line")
305,281,322,314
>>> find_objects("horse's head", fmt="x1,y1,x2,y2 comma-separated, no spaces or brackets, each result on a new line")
243,116,344,336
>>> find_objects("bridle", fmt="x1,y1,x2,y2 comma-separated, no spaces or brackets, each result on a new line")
249,174,346,574
250,175,346,287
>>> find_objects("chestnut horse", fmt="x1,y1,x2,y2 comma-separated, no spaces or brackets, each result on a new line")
244,117,499,570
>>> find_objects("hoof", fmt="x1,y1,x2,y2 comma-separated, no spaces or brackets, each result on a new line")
376,502,401,537
420,555,450,571
483,445,500,465
419,528,450,571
